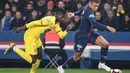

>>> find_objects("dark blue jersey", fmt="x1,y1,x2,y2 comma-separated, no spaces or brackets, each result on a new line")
76,5,106,36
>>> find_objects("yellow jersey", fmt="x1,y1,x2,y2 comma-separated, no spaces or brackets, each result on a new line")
25,16,68,39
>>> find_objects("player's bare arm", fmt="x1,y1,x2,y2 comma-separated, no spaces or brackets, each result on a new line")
15,25,27,33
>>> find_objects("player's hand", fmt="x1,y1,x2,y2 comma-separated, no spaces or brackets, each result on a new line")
66,22,75,31
67,12,74,19
106,26,116,33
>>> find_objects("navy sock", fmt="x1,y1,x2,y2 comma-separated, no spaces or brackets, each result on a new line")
100,56,106,63
100,47,108,63
62,57,75,69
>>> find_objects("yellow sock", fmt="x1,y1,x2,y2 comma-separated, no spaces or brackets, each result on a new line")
14,48,32,63
30,59,41,73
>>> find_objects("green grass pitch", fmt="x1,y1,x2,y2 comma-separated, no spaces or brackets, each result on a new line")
0,68,129,73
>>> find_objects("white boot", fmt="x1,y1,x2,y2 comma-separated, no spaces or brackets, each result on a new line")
57,65,65,73
98,62,111,72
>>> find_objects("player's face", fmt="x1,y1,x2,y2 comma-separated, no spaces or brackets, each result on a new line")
90,2,99,12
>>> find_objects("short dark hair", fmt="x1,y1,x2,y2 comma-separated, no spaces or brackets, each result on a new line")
90,0,100,3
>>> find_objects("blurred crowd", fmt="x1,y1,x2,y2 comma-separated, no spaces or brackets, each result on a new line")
0,0,130,32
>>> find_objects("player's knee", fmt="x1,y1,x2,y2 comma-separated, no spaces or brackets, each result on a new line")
37,46,42,60
102,42,109,48
31,58,37,64
31,56,37,64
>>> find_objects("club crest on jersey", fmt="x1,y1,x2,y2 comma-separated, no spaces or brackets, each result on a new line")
46,18,50,23
89,14,95,18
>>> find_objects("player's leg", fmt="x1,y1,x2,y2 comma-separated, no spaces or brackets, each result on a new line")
62,52,82,69
58,36,87,73
58,49,68,64
89,32,111,72
30,46,42,73
4,33,38,64
95,35,109,62
58,51,83,73
95,35,111,71
62,36,87,68
4,42,36,63
30,39,42,73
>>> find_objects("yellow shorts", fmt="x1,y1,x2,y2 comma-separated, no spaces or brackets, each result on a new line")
24,32,42,55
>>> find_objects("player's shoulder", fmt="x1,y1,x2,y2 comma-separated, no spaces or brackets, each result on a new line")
86,7,95,17
82,5,93,16
43,16,56,19
84,5,93,13
41,16,56,22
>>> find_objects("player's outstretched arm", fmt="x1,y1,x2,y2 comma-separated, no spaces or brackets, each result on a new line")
88,16,116,33
14,25,27,33
87,13,116,33
14,20,41,33
67,7,84,19
25,20,41,28
74,7,84,16
67,5,85,18
54,22,75,39
87,14,107,29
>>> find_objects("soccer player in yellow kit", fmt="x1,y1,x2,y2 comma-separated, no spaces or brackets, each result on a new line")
4,9,74,73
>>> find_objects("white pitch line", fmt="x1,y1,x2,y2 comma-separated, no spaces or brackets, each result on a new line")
0,45,130,50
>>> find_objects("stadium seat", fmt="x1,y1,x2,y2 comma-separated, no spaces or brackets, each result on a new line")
44,49,61,68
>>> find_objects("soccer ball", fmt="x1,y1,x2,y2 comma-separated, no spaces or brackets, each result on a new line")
111,69,122,73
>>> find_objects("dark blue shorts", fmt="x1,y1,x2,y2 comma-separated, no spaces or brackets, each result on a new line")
74,32,100,52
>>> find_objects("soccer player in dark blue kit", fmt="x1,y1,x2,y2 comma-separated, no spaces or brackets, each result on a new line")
57,0,116,73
